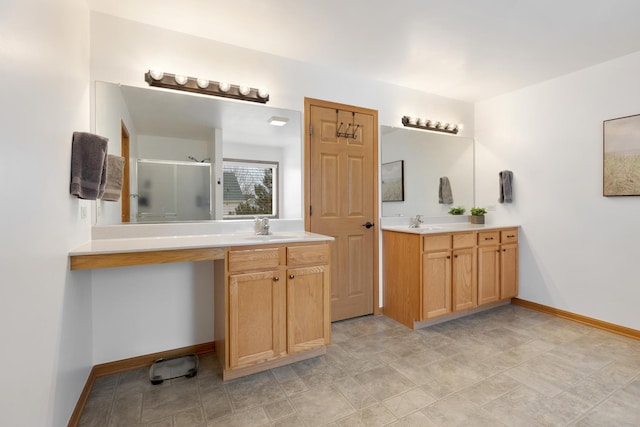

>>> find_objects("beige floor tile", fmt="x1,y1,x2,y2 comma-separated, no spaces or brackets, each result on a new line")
207,406,270,427
289,384,356,427
458,373,521,406
77,308,640,426
382,387,436,418
387,410,439,427
422,394,507,426
335,403,396,426
354,365,415,401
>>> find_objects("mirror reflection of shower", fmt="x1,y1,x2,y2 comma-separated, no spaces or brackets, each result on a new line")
135,159,212,222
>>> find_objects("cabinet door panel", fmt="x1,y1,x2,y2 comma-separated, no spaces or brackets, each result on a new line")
228,270,285,369
422,251,451,319
287,265,330,354
500,243,519,299
478,245,500,305
452,247,476,311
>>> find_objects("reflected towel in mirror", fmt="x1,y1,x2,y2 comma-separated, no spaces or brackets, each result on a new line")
439,176,454,204
70,131,109,200
102,155,125,201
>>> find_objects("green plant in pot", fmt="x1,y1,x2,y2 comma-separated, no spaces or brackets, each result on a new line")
448,206,466,215
470,207,487,224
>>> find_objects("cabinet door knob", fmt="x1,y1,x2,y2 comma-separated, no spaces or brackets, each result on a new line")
273,276,280,282
454,254,458,258
485,237,494,240
446,255,451,259
289,274,295,279
496,249,500,253
507,234,515,238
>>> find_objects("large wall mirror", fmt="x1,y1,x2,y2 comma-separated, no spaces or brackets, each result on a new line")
94,82,302,224
381,126,474,218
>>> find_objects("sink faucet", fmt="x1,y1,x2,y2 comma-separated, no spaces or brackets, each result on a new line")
254,217,270,235
409,215,424,228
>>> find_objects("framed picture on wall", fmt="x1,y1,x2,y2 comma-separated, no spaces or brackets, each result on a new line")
604,113,640,196
381,160,404,202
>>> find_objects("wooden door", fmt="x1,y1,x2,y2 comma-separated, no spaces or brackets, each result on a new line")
477,245,500,305
228,270,286,369
452,247,477,311
287,265,331,354
422,251,452,319
306,99,378,321
500,243,519,299
120,121,130,222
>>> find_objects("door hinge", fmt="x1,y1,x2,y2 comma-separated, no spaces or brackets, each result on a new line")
309,124,313,136
309,205,313,216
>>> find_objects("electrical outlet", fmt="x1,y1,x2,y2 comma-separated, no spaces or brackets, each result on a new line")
80,206,87,219
486,204,497,211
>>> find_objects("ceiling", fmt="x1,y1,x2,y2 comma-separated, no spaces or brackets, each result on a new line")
88,0,640,102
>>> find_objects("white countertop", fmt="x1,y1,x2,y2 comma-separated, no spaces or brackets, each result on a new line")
381,223,519,235
69,231,333,256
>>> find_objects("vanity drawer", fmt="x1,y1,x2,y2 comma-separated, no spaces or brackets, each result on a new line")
453,232,475,249
287,244,330,266
478,231,500,246
501,229,518,243
423,234,451,252
228,248,280,273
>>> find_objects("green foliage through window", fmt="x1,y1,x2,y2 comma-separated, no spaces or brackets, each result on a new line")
223,160,277,218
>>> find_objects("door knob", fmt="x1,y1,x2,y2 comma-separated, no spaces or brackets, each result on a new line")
362,221,374,229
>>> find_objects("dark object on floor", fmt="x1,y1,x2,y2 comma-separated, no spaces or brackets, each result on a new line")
149,354,199,385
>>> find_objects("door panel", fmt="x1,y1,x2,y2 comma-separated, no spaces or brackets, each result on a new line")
422,251,452,319
307,101,377,321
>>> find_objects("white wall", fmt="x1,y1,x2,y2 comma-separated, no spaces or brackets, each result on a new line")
475,51,640,330
0,0,92,425
89,12,474,363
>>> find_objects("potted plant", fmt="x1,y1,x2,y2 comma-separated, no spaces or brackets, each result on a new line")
448,206,466,215
470,207,487,224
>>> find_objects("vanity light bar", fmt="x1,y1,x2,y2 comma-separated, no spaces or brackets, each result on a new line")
144,70,269,104
401,115,460,134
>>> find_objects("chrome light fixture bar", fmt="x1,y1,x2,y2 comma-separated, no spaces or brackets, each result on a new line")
401,115,460,134
144,70,269,104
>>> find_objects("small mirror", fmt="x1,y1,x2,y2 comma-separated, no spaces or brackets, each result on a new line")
381,126,474,217
94,82,302,224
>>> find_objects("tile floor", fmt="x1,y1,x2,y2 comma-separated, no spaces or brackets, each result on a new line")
78,305,640,426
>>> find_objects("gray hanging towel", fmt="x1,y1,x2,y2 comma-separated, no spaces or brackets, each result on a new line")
499,170,513,203
70,131,109,200
102,155,125,201
439,176,454,204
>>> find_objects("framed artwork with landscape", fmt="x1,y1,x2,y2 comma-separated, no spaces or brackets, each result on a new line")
381,160,404,202
603,113,640,196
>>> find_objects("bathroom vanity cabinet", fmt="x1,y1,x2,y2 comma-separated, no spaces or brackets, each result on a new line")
69,231,333,381
216,241,331,380
383,227,518,329
477,229,518,304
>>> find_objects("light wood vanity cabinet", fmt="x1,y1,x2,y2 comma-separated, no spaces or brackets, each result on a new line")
422,233,477,319
217,242,331,380
477,228,519,305
383,227,517,329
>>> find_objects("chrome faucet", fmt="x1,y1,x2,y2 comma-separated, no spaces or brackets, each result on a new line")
254,217,270,235
409,215,424,228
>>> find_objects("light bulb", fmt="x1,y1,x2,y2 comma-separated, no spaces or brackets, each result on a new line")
238,86,251,96
196,78,210,89
258,88,269,99
174,74,188,85
149,70,164,80
218,82,230,92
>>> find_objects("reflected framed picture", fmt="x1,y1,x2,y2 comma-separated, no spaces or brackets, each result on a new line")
381,160,404,202
604,113,640,196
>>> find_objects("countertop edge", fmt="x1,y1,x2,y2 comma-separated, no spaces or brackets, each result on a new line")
69,232,334,256
381,224,520,235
